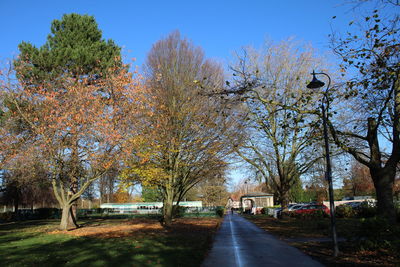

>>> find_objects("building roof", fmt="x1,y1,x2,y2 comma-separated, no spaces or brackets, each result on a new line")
228,195,240,201
241,192,274,198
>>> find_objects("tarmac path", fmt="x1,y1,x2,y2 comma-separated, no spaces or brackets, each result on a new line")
201,213,324,267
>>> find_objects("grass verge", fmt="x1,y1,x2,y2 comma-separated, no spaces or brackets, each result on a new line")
245,215,400,267
0,217,221,267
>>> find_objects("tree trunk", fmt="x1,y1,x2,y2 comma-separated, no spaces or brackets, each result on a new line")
60,204,79,230
13,187,20,219
70,204,79,227
13,198,19,216
60,205,71,230
280,190,290,209
163,201,173,226
163,188,174,227
69,174,79,228
371,168,396,222
69,144,80,226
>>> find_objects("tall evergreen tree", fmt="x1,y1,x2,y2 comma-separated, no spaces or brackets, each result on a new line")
14,13,122,83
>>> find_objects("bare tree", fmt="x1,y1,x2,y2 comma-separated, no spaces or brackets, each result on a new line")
98,163,119,203
123,31,234,226
192,166,229,206
228,40,327,208
329,6,399,221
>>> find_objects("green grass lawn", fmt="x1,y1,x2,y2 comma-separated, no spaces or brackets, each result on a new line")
0,218,221,267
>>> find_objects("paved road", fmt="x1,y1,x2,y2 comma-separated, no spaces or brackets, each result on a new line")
201,213,324,267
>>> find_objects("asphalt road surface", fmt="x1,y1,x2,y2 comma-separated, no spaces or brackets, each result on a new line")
201,213,324,267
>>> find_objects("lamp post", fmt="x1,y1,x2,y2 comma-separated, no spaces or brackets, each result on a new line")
307,70,339,257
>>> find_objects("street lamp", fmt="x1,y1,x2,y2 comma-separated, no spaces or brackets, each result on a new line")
307,70,339,257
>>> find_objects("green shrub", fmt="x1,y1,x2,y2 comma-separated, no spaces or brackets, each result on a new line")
0,212,15,222
266,205,281,209
173,206,187,218
289,210,326,219
310,209,327,218
356,202,376,218
36,208,60,219
335,205,355,218
216,207,225,217
96,208,105,214
357,217,400,251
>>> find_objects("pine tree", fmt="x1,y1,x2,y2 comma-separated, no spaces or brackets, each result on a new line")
14,13,122,83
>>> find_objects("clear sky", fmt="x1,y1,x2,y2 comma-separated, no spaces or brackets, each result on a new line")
0,0,382,187
0,0,376,66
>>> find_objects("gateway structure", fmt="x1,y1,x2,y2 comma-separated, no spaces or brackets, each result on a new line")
240,192,274,211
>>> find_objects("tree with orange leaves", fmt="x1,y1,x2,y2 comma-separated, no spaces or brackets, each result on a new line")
113,187,131,203
0,13,141,230
343,161,375,197
0,64,140,229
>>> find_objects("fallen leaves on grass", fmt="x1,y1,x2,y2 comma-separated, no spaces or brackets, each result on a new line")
49,219,162,238
292,241,399,267
246,215,399,267
48,218,221,239
247,215,327,239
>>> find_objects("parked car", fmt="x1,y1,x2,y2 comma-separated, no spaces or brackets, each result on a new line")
275,204,297,213
288,204,305,211
292,204,330,216
273,204,305,218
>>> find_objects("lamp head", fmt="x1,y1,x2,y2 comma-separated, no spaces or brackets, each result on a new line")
307,70,325,89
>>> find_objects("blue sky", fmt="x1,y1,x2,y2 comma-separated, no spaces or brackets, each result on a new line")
0,0,382,188
0,0,374,67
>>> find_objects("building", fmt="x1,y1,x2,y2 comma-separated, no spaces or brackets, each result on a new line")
226,196,241,210
240,192,274,211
